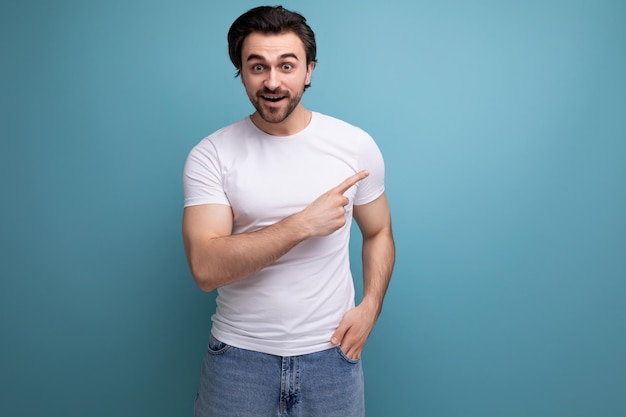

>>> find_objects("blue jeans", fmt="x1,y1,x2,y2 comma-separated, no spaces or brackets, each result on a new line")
194,334,365,417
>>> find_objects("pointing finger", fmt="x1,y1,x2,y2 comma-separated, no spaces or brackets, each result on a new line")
334,170,369,194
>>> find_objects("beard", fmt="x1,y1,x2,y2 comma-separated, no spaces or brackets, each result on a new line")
249,87,304,124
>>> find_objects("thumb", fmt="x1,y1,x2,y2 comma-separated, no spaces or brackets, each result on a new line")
331,321,349,346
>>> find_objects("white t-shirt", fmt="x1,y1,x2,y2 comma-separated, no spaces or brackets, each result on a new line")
183,111,385,356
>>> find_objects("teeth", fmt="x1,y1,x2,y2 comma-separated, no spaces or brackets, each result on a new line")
262,95,284,102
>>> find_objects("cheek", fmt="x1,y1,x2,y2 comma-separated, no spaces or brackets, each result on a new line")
241,71,255,86
241,76,257,94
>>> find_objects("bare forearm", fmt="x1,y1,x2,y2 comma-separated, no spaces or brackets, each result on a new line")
330,226,395,359
188,215,307,291
360,228,395,317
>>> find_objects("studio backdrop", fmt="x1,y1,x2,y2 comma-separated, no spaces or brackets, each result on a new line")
1,0,625,416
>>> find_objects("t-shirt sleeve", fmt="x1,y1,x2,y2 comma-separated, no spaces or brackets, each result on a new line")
183,139,231,207
354,132,385,206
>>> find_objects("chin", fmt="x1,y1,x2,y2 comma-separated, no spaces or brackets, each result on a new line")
256,105,291,124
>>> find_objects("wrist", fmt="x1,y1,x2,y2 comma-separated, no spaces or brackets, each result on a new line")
358,296,382,320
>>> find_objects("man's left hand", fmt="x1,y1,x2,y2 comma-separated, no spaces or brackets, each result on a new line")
330,303,378,360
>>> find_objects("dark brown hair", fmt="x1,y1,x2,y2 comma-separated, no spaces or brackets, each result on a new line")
227,5,317,86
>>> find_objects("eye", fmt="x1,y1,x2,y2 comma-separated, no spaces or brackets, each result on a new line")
282,63,294,71
252,64,264,72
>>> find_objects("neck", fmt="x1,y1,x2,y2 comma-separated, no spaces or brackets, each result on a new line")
251,105,312,136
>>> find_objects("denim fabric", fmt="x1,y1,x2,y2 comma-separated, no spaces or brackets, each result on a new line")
194,334,365,417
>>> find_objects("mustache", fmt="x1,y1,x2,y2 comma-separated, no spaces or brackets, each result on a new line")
259,87,290,96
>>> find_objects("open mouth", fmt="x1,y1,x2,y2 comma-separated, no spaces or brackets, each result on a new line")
261,95,286,103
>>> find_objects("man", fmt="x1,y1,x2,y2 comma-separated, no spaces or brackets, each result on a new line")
183,5,394,417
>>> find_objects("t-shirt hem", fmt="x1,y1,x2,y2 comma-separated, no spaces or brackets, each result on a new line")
183,199,231,208
353,186,385,207
211,329,336,357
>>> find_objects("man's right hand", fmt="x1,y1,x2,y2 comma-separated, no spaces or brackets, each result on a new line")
298,170,369,238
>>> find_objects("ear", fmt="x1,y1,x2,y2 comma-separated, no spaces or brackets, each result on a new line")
305,61,316,86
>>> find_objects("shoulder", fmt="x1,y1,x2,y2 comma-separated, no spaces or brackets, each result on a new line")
311,112,376,154
199,117,251,148
313,112,369,136
186,117,252,163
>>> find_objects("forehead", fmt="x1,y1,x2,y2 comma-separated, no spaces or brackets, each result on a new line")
242,31,306,60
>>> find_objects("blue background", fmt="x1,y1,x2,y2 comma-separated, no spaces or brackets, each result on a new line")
1,1,625,416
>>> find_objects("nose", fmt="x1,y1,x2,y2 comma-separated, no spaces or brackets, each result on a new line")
264,68,281,91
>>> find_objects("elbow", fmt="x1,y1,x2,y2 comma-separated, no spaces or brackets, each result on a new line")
184,242,221,292
188,260,219,292
194,275,217,292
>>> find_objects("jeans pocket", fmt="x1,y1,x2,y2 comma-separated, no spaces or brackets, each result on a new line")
207,334,230,355
335,346,361,364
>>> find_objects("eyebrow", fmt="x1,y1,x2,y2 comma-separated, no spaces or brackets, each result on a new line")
246,53,300,62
